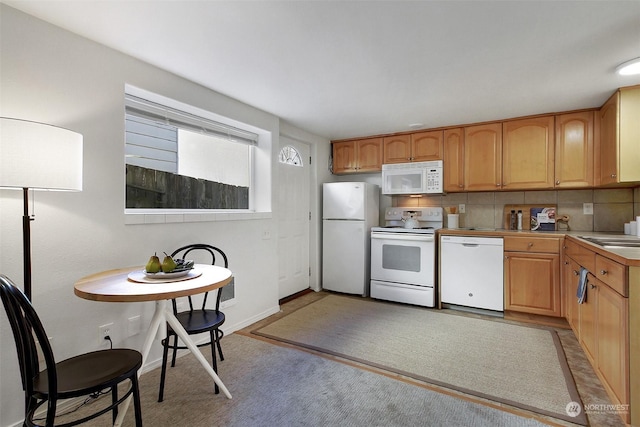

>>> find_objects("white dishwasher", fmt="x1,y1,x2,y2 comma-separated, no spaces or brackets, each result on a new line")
440,235,504,311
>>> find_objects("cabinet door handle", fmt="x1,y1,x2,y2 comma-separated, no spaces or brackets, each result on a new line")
600,269,608,275
611,174,617,178
556,180,560,185
590,283,597,289
496,183,501,187
573,270,579,276
528,242,534,247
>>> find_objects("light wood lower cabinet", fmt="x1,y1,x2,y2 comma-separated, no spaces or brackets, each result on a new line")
580,273,599,364
504,236,561,317
562,237,631,424
563,256,581,332
596,277,629,410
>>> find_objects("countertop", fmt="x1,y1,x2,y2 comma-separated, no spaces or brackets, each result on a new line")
436,228,640,266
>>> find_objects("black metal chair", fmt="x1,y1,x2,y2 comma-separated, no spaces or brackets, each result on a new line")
0,274,143,427
158,244,228,402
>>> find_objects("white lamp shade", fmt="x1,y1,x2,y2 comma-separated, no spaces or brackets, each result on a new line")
0,117,83,191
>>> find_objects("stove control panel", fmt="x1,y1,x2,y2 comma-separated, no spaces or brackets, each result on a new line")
384,207,443,221
384,207,443,229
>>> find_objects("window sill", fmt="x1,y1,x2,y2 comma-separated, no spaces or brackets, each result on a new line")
125,211,272,225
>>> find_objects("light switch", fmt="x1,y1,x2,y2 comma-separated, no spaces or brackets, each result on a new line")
583,203,593,215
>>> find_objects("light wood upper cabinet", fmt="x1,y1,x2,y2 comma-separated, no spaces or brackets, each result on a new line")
464,123,502,191
555,111,594,188
383,131,443,164
443,128,464,192
332,138,383,174
357,138,384,172
599,85,640,185
383,135,411,163
411,131,443,162
599,91,619,185
502,116,555,190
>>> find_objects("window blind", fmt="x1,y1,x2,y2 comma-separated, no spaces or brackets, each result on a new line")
125,94,258,145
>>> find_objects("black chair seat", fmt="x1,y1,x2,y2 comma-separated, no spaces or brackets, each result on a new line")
34,349,142,397
172,310,225,335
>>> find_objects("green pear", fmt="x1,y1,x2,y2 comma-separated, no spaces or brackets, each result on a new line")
161,252,177,273
145,253,162,273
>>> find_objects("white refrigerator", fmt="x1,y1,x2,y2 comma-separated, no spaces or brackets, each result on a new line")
322,182,379,296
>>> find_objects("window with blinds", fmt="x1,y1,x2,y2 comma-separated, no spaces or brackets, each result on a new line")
125,93,258,210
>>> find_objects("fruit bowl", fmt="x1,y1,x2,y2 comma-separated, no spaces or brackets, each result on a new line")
143,269,192,280
144,259,194,279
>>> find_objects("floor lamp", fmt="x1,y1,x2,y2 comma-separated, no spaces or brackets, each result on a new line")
0,117,83,301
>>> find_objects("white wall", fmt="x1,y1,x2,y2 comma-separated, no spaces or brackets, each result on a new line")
0,5,327,426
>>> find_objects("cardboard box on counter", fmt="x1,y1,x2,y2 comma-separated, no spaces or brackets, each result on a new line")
530,207,556,231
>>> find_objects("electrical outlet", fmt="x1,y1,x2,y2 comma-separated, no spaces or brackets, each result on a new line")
583,203,594,215
262,230,271,240
99,322,114,348
458,204,466,214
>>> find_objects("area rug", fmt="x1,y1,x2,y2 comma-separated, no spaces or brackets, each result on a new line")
253,294,587,425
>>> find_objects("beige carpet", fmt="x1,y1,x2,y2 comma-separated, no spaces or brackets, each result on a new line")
51,334,552,427
253,294,587,425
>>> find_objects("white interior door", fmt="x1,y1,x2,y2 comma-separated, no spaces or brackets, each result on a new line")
277,136,311,299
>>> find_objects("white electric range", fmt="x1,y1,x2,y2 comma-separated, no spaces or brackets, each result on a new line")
370,207,443,307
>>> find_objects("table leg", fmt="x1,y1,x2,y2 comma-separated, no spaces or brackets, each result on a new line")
113,300,167,427
164,307,233,399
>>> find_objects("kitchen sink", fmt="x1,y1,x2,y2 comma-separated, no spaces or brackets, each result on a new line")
579,236,640,248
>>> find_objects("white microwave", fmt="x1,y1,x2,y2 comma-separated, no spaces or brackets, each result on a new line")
381,160,443,195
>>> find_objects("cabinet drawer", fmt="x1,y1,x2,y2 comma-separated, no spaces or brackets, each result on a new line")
504,236,560,253
594,255,627,297
564,239,596,272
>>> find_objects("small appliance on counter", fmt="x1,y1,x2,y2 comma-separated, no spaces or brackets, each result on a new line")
370,207,443,307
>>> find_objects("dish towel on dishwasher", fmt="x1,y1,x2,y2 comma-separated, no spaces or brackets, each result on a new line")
577,267,588,304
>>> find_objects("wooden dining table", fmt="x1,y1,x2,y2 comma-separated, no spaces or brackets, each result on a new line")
74,264,234,426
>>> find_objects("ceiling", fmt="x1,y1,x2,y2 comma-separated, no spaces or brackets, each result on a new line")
4,1,640,140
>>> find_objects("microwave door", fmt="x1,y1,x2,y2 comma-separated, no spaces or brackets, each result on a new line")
383,170,423,194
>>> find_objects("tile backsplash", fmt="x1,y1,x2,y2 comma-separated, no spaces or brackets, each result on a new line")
393,187,640,232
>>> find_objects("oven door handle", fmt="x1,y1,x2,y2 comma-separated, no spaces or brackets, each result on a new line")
371,233,434,242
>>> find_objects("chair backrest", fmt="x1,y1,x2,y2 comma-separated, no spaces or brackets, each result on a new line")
170,244,229,312
0,274,59,422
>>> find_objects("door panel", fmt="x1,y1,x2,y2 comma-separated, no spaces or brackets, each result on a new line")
278,137,310,299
